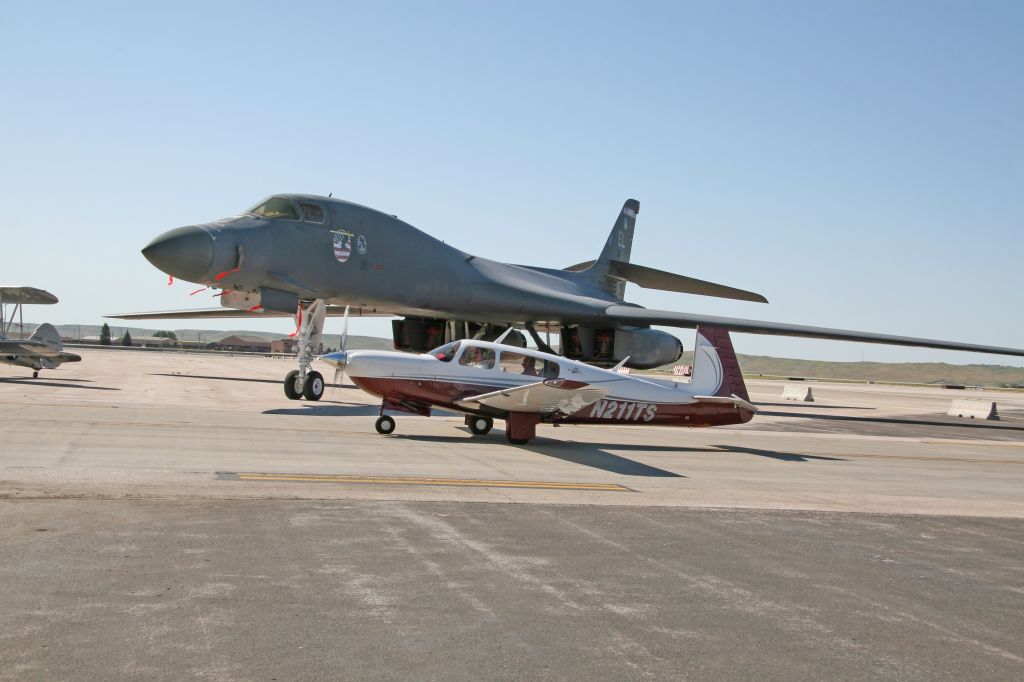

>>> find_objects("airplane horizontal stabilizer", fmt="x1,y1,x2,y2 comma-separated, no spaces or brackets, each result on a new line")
604,305,1024,358
693,395,759,414
563,260,767,303
455,380,608,415
0,339,78,359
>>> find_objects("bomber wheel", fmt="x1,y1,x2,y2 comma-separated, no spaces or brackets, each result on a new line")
375,415,396,435
32,371,39,379
468,416,493,436
303,371,325,401
284,370,302,400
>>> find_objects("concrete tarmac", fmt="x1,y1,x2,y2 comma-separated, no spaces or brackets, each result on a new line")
1,349,1023,679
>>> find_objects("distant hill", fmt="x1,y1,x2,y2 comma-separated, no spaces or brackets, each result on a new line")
39,323,1024,388
667,351,1024,388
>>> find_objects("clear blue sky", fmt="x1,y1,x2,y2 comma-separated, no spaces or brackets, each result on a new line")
2,1,1021,364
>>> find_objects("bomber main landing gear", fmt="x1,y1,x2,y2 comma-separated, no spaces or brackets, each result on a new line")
283,299,326,401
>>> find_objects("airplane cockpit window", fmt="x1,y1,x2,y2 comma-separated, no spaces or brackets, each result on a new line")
298,202,325,223
431,341,461,362
458,346,495,370
250,197,300,221
498,351,558,378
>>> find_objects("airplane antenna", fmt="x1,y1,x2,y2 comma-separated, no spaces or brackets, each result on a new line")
328,192,333,198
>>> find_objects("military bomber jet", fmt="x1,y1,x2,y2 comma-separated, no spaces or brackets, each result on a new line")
112,195,1024,401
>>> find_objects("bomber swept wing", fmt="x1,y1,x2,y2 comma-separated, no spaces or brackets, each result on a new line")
455,380,609,415
108,305,394,320
602,304,1024,357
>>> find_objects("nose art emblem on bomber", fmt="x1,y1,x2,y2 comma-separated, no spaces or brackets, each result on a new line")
332,230,353,263
356,234,368,255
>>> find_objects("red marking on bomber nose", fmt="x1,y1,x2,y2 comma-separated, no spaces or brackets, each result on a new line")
168,275,174,286
214,268,240,281
189,287,207,296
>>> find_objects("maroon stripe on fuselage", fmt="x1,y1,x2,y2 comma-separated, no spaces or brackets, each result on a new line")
352,377,755,427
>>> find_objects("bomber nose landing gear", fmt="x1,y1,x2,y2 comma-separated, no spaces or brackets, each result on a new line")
283,299,326,401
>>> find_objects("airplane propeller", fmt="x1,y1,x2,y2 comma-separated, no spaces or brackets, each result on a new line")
321,305,351,393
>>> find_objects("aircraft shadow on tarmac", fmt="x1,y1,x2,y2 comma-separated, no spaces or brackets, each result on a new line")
0,377,119,391
152,372,355,389
757,410,1024,433
263,402,382,417
711,444,847,462
387,431,689,477
754,402,875,410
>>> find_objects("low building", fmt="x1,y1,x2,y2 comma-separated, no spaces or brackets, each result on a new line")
206,335,272,353
270,338,299,354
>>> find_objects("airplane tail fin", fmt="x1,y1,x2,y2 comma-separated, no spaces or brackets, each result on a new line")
30,323,65,369
30,323,62,351
581,199,638,300
689,325,750,403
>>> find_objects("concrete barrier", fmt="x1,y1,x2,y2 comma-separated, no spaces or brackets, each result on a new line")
781,385,814,402
947,399,999,420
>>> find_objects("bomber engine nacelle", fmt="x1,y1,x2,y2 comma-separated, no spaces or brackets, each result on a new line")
560,325,683,370
392,318,526,353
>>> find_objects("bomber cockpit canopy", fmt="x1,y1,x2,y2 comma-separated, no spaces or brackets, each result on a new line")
248,196,326,224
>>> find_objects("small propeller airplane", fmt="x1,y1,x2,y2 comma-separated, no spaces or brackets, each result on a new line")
1,287,81,378
321,322,754,445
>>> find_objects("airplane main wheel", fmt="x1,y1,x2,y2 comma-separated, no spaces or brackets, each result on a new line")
375,415,396,435
303,371,325,401
284,370,302,400
468,416,493,436
32,371,39,379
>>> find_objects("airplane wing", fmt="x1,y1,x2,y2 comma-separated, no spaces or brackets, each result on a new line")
455,379,609,415
105,306,393,320
604,304,1024,357
0,339,81,362
0,287,59,305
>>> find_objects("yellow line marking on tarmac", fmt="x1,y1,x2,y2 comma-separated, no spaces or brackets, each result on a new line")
232,473,631,491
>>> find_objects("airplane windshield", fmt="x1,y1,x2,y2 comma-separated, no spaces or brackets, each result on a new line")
430,341,461,362
249,197,300,221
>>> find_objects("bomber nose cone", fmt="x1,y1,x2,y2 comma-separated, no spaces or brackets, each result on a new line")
142,226,214,282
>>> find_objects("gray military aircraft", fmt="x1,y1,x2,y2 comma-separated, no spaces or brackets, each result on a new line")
111,195,1024,401
1,287,81,377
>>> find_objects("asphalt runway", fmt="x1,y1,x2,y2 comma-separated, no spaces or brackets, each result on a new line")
2,349,1023,679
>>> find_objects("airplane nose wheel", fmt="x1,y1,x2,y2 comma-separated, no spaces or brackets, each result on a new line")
468,416,493,436
302,371,324,401
375,415,396,435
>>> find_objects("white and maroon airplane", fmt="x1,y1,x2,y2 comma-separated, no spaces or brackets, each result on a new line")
321,326,755,444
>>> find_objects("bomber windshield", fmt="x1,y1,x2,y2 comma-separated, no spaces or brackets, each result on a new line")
250,197,300,221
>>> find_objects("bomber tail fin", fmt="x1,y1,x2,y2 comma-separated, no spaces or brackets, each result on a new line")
575,200,638,300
